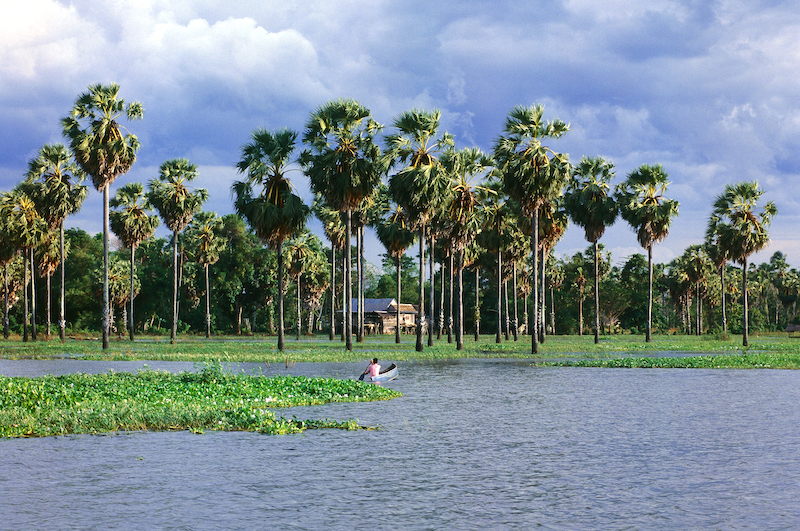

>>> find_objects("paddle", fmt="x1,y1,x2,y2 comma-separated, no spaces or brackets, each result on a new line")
358,363,370,381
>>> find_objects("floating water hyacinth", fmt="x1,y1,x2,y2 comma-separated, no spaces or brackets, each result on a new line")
0,365,401,438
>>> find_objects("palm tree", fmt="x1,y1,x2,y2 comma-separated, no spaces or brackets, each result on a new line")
287,232,314,340
185,211,225,339
616,164,679,342
564,156,618,344
494,104,570,354
34,232,60,339
110,183,159,341
235,128,310,352
708,181,777,347
0,188,46,341
22,143,89,342
704,238,730,333
441,147,492,350
537,199,569,342
0,213,18,339
375,204,417,343
148,158,209,343
301,99,384,351
62,83,143,348
684,245,712,335
387,109,454,352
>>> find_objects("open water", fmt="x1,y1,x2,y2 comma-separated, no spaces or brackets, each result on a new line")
1,358,799,530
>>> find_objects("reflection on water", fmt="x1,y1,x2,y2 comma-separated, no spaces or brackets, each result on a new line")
2,358,800,530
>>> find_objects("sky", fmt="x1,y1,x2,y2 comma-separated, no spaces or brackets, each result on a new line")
3,0,800,270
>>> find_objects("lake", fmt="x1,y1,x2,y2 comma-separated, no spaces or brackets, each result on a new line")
1,358,799,530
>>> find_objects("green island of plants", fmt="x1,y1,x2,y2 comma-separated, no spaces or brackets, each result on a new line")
0,363,401,438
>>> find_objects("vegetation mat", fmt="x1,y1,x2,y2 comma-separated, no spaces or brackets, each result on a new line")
0,363,401,438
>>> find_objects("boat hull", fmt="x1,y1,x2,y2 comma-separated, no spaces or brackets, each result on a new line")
370,363,398,383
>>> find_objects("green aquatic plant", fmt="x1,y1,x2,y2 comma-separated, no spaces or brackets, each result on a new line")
0,368,400,438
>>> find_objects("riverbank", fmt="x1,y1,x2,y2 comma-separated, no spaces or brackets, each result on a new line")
1,332,799,367
0,363,401,438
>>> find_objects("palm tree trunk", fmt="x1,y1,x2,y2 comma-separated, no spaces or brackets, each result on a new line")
357,225,364,343
550,286,556,335
474,266,480,341
345,209,353,351
395,254,402,344
428,233,435,347
720,266,727,333
46,271,51,340
447,245,454,344
539,248,546,344
278,240,286,352
743,259,749,347
3,263,9,339
456,248,464,350
503,279,510,341
512,261,519,341
646,245,653,342
531,210,539,354
102,186,110,349
130,244,137,341
416,225,425,352
171,229,178,344
593,241,600,344
23,250,29,342
438,254,445,340
296,274,301,341
329,245,336,340
496,246,502,344
205,263,211,339
30,249,37,341
696,283,701,336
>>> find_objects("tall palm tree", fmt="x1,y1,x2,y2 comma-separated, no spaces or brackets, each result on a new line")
110,183,159,341
0,188,46,341
704,239,730,333
301,99,384,351
494,104,570,354
148,158,209,343
62,83,143,348
375,204,417,343
441,147,492,350
22,143,89,342
616,164,679,342
235,128,310,352
708,181,777,347
387,109,454,352
564,156,618,344
185,211,225,339
684,244,712,335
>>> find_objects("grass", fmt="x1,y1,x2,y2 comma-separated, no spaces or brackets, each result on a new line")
0,362,401,438
1,331,799,363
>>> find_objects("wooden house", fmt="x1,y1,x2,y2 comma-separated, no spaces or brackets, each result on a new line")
343,298,418,335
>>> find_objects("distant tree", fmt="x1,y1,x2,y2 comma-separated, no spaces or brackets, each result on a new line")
617,164,679,342
565,156,617,344
387,109,454,352
148,158,208,343
110,183,159,340
375,205,417,343
302,100,384,351
494,104,570,353
62,83,143,348
22,143,88,342
708,181,777,346
185,212,225,338
235,128,309,351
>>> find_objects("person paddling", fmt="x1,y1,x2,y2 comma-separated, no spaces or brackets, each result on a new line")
365,358,381,380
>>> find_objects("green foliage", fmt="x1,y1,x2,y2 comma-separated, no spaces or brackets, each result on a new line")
0,366,400,438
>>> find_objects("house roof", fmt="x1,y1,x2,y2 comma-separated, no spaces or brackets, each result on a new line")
348,298,417,314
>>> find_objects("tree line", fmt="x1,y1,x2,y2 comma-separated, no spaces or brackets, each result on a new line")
0,84,787,352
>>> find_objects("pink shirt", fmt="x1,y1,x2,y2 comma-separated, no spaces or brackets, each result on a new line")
368,363,381,378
